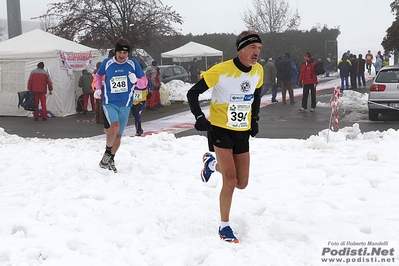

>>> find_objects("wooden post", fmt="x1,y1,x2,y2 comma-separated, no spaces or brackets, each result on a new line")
95,99,103,124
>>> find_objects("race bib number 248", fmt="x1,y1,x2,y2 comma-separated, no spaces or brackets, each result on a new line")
110,75,128,93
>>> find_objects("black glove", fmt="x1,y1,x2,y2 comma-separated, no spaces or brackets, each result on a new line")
146,92,153,100
250,117,259,137
194,114,211,131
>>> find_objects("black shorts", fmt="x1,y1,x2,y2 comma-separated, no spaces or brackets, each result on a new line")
103,110,110,129
207,125,250,154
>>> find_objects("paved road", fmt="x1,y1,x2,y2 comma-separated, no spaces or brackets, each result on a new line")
176,80,399,139
0,101,192,139
1,78,399,140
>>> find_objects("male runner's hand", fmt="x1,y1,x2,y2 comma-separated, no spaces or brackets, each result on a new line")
195,114,211,131
250,117,259,137
128,72,137,84
94,90,102,99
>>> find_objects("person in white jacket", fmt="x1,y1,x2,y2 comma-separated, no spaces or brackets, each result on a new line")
373,54,383,75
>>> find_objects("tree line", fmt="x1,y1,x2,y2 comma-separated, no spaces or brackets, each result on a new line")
148,27,340,71
382,0,399,63
28,0,397,68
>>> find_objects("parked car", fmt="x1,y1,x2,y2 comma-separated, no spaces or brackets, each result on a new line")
145,65,190,84
368,65,399,121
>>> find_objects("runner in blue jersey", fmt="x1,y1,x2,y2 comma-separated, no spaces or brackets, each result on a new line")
94,38,147,172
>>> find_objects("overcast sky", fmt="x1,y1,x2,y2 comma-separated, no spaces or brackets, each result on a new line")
0,0,395,57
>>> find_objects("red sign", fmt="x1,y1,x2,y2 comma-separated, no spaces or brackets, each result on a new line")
59,51,94,71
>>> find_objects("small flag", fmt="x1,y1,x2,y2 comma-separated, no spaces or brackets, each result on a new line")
330,85,340,132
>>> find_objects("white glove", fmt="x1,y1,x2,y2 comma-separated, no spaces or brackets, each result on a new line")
128,72,137,84
94,90,102,99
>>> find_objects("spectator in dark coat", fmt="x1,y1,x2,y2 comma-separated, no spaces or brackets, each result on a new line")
338,54,352,92
78,69,95,114
349,54,358,89
188,58,200,83
357,54,366,87
262,57,278,102
275,55,283,88
277,53,296,104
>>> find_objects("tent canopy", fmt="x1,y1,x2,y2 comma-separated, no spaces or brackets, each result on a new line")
161,41,222,58
0,29,100,117
161,41,223,67
0,29,99,59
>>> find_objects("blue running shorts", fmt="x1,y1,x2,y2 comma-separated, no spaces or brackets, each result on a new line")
102,103,131,135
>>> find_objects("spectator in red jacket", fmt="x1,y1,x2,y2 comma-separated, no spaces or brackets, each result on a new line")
365,50,373,75
298,52,318,112
146,61,162,110
27,62,53,121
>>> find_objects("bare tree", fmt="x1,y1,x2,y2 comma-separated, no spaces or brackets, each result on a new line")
36,11,56,32
390,0,399,16
242,0,300,33
33,0,183,49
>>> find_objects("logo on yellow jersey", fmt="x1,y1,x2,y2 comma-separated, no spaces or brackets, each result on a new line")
241,80,251,93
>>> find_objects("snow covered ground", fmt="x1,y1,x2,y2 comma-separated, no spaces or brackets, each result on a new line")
0,73,398,266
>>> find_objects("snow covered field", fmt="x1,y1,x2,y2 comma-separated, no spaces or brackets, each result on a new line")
0,75,398,265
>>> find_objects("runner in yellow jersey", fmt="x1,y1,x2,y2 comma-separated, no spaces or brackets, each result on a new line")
187,30,263,243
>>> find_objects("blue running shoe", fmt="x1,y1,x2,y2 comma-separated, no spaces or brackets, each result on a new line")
201,152,215,182
218,226,239,243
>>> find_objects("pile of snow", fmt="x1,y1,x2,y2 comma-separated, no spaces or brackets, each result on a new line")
0,122,398,265
162,80,211,102
1,73,397,265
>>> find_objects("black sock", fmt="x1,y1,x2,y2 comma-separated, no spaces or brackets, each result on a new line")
105,146,112,154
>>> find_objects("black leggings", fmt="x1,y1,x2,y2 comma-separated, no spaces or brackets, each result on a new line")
302,84,316,109
131,102,146,123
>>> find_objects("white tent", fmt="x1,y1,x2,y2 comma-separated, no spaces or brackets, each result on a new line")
160,41,223,68
0,29,100,117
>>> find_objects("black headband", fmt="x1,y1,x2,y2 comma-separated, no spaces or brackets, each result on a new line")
236,34,262,51
115,43,131,53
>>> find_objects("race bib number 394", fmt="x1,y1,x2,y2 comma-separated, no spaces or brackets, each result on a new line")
110,76,128,93
226,103,251,128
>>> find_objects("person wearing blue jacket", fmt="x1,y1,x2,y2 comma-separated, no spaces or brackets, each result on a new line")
93,38,148,172
373,54,383,75
277,53,296,104
291,59,299,87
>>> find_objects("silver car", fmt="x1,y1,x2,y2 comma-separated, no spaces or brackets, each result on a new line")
368,65,399,121
145,65,190,84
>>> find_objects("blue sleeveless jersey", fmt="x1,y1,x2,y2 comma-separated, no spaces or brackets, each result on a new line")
97,57,145,107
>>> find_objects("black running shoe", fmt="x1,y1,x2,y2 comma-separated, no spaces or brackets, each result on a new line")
99,152,111,169
108,157,117,173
